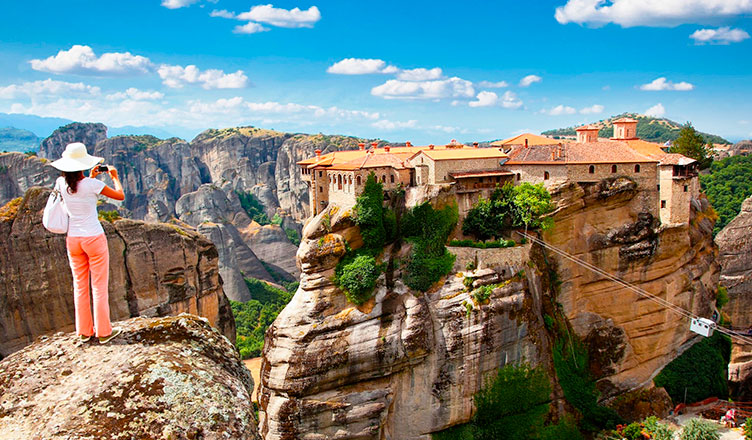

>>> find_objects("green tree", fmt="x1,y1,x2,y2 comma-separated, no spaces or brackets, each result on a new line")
231,277,294,359
700,155,752,235
672,123,712,169
354,172,386,249
336,253,382,305
513,182,555,235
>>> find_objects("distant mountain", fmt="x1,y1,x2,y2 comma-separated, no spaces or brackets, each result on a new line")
542,113,730,145
0,113,73,139
0,127,40,152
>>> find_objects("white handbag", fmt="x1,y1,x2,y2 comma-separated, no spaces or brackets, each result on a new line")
42,180,70,234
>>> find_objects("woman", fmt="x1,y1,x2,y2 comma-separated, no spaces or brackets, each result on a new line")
50,142,125,344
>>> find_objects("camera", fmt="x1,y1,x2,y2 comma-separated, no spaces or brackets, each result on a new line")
97,165,109,172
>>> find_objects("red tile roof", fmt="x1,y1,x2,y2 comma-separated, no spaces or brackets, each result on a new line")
506,141,658,164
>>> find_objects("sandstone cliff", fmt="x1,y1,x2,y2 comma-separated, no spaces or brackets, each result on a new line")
0,314,260,440
26,123,373,301
0,187,235,357
258,178,719,439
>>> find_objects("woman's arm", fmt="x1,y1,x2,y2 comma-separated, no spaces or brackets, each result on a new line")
92,166,125,201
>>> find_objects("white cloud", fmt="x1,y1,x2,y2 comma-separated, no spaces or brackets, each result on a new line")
396,68,443,81
477,80,509,88
327,58,397,75
0,79,101,99
157,65,249,89
106,88,164,101
236,4,321,28
371,119,418,130
555,0,752,27
234,22,270,34
162,0,199,8
371,77,475,100
210,9,236,18
468,91,523,109
542,105,577,116
519,74,542,87
430,125,469,134
690,26,750,44
639,77,694,91
579,104,604,114
645,103,666,117
30,45,153,76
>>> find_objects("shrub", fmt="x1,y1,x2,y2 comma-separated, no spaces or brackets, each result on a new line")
335,252,381,305
543,314,554,331
465,260,477,271
472,363,552,440
643,416,674,440
285,227,300,246
449,239,515,249
716,285,729,309
472,284,495,303
432,423,474,440
680,418,720,440
402,202,458,292
403,247,456,292
98,210,121,222
744,421,752,440
538,415,583,440
271,213,283,225
463,276,475,289
354,173,387,249
654,332,731,403
236,191,270,225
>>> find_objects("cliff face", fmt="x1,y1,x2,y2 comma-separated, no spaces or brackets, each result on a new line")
26,124,373,301
258,178,719,439
0,152,57,203
0,187,235,358
0,314,260,440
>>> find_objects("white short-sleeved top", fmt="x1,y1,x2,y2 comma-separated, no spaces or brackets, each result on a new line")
57,176,106,237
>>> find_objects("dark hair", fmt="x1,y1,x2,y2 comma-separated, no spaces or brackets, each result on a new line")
63,171,84,194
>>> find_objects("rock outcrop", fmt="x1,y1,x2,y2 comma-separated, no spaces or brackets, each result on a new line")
0,187,235,357
0,314,260,440
27,124,373,301
0,152,57,203
259,178,719,439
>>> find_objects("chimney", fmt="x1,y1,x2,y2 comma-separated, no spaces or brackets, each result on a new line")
557,143,563,159
473,142,479,148
358,142,365,150
385,146,391,153
429,144,435,150
371,142,378,149
524,138,529,148
315,149,321,159
405,141,412,147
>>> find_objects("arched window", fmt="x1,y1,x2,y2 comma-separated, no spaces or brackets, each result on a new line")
516,173,521,181
634,164,640,173
611,164,617,173
544,171,550,180
589,165,595,174
338,174,342,190
390,175,395,183
348,176,353,192
381,175,386,183
356,175,361,186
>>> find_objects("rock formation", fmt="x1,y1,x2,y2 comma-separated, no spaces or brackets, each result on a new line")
0,152,57,203
24,123,373,301
259,178,719,439
0,187,234,357
716,195,752,399
0,314,260,440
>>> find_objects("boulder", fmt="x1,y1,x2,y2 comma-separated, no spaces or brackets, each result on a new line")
0,314,260,440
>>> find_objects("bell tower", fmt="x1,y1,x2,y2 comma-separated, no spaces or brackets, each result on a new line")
611,117,638,140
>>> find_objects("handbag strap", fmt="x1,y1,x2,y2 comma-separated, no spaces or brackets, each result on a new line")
53,179,72,216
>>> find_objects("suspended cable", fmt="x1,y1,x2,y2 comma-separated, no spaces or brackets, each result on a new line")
515,231,752,346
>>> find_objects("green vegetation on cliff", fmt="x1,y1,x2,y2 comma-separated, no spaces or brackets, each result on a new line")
462,183,554,241
653,332,731,404
401,201,458,292
542,114,729,145
671,124,712,169
232,278,295,359
236,191,271,225
700,155,752,235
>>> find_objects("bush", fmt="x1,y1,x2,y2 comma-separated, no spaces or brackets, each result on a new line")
236,191,270,225
354,173,387,249
403,247,456,292
449,239,515,249
716,285,729,309
335,251,382,305
432,423,474,440
643,416,674,440
402,202,458,292
285,227,300,246
538,415,583,440
472,284,496,303
98,210,121,222
654,332,731,403
680,418,720,440
472,363,552,440
743,421,752,440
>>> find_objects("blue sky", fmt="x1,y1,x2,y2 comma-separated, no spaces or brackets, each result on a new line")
0,0,751,143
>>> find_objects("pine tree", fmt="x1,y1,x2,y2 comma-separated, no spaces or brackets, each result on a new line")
672,123,712,169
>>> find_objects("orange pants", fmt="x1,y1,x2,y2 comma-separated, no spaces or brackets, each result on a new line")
66,234,112,337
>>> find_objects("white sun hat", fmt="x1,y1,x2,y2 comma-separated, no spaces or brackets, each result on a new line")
49,142,104,172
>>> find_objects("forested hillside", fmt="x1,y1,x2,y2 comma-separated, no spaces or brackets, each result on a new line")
700,155,752,235
543,113,729,144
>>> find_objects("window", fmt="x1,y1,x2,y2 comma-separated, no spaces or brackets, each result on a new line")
684,185,688,192
319,171,322,178
319,186,323,193
634,164,640,173
657,184,660,191
381,175,386,183
496,177,500,182
661,200,666,208
338,175,342,190
544,171,550,180
516,173,521,181
611,164,617,173
390,175,395,183
356,176,361,186
589,165,595,174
